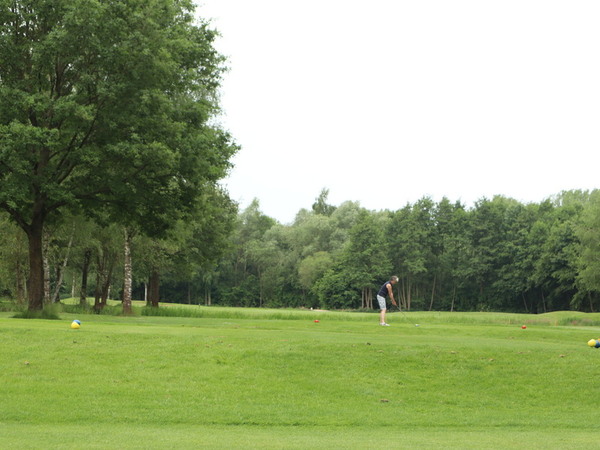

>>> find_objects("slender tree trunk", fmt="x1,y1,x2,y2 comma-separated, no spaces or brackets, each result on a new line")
144,282,149,306
52,230,74,303
42,229,51,305
93,270,102,310
257,267,263,307
451,285,456,312
428,274,437,311
122,228,133,314
522,292,529,313
399,278,407,310
80,249,92,306
187,283,191,305
407,277,412,311
205,285,212,306
589,292,595,313
541,290,547,313
101,258,114,305
148,268,160,308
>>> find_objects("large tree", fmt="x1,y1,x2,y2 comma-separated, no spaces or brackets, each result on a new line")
0,0,237,310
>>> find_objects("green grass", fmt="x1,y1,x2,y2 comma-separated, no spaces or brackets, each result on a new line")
2,308,600,448
57,297,600,326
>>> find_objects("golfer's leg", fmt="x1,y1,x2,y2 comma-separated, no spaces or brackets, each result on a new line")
376,295,387,324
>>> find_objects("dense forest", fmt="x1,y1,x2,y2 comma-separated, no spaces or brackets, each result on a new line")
2,188,600,313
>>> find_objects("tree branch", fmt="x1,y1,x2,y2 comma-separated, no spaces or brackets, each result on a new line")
0,201,30,233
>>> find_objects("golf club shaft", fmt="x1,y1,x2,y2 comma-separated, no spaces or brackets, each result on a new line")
396,304,417,326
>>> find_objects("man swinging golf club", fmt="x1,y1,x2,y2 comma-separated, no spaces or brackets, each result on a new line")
377,275,398,326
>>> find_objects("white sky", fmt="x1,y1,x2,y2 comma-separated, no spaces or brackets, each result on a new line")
197,0,600,224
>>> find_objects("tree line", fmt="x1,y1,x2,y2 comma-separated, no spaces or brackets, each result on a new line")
200,189,600,313
4,188,600,314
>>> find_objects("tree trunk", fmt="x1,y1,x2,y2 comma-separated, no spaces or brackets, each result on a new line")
541,290,547,313
187,283,192,305
451,285,456,312
80,249,92,306
93,270,102,310
428,274,437,311
42,229,51,305
27,216,45,311
257,267,263,307
407,277,412,311
522,293,529,313
148,268,160,308
205,285,212,306
144,282,149,306
399,278,407,310
122,228,133,314
51,229,74,303
101,258,114,305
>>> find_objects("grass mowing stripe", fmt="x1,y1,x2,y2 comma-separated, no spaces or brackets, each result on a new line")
3,424,600,449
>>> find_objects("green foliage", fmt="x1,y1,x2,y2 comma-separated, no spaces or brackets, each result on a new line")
0,213,27,299
298,251,333,291
201,190,600,313
0,0,237,310
12,304,60,319
5,182,600,313
311,188,336,216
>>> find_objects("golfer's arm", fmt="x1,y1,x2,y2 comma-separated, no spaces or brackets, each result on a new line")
387,284,395,302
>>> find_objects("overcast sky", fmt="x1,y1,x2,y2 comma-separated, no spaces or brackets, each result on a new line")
197,0,600,224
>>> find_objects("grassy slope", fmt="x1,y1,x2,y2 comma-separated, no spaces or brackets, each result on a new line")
1,309,600,449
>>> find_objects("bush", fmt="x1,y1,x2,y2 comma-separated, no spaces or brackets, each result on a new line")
141,306,204,318
13,304,61,320
0,298,17,312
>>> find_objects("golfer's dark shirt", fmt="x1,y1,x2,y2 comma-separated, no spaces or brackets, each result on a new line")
378,282,391,298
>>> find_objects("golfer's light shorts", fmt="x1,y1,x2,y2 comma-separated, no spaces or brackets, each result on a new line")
376,295,387,310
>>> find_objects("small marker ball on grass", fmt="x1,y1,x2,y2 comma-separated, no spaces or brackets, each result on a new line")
587,339,600,348
71,321,80,329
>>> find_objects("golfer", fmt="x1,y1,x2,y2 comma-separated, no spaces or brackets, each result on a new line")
377,276,398,326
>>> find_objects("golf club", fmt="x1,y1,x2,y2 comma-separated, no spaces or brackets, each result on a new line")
395,304,419,327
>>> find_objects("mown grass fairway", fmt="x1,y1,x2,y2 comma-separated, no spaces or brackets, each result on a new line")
2,308,600,449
